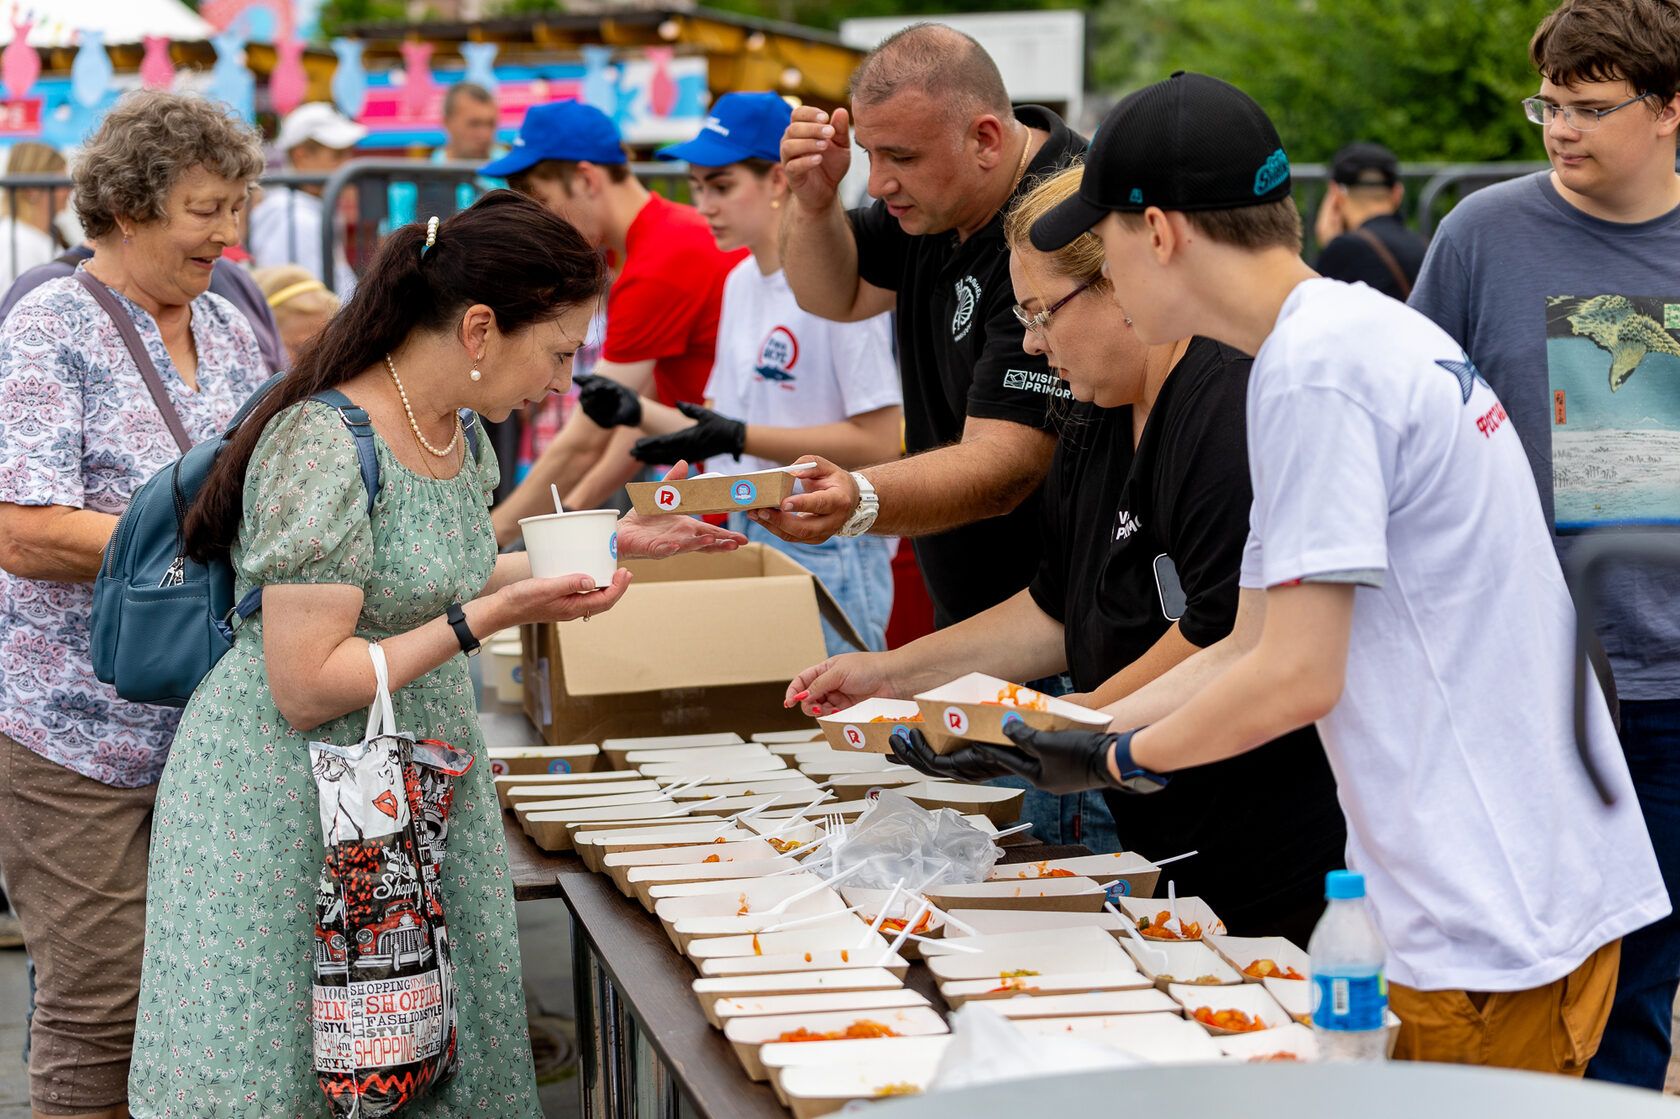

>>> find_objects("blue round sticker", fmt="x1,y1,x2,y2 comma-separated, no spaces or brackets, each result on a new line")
1001,712,1024,730
1105,879,1133,901
548,759,573,774
608,532,618,560
892,723,911,739
730,479,758,505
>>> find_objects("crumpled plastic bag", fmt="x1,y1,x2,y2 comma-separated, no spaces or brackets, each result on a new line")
829,790,1000,889
927,1003,1138,1093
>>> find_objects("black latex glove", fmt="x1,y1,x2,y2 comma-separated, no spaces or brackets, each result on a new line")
631,401,747,465
952,721,1124,795
574,374,642,428
888,728,1020,783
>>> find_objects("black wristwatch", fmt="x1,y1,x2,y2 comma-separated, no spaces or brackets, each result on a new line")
1110,728,1170,795
445,602,480,657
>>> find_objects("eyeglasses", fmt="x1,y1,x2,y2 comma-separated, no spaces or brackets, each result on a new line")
1012,277,1099,334
1522,92,1650,132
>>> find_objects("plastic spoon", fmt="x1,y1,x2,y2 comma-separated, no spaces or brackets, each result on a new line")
759,861,869,916
1149,849,1199,868
854,878,906,950
1167,880,1182,936
550,484,565,513
1110,902,1169,973
876,897,932,965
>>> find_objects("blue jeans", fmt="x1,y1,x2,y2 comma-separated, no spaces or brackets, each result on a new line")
1586,698,1680,1089
736,518,894,655
986,674,1121,854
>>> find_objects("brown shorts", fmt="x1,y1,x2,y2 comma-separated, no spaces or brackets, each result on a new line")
1388,938,1621,1075
0,731,157,1114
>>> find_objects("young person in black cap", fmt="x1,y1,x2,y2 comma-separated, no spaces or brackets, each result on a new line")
787,165,1345,943
1312,142,1429,300
937,70,1667,1073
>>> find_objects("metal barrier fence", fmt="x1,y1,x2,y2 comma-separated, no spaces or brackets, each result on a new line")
0,158,1550,295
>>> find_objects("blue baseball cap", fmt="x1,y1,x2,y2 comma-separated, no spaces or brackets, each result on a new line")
482,100,627,178
655,91,791,167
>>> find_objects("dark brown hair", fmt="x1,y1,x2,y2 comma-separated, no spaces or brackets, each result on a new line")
507,158,633,193
443,81,495,119
1531,0,1680,102
1117,197,1303,253
184,189,606,560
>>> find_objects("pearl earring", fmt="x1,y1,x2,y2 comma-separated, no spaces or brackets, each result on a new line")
470,366,482,382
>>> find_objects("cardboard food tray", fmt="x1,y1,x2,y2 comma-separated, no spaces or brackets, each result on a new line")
485,744,600,776
989,851,1161,897
1167,981,1291,1035
817,699,926,755
913,672,1112,752
1115,894,1227,939
523,546,865,744
709,988,931,1029
1204,934,1310,982
724,1006,948,1082
627,465,807,516
922,876,1108,913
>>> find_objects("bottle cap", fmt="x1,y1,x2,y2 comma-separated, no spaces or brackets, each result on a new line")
1325,870,1366,900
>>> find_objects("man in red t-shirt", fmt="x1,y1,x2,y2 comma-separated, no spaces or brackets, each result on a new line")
488,100,744,542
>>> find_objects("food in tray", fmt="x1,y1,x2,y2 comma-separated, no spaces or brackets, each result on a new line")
982,683,1050,711
702,854,721,863
1138,912,1202,940
879,912,934,935
1008,860,1078,879
1250,1052,1302,1062
771,1019,901,1043
751,934,763,956
1193,1007,1268,1032
737,894,751,917
1242,958,1305,981
988,977,1040,993
870,713,924,723
1157,973,1225,985
875,1083,922,1097
766,836,809,855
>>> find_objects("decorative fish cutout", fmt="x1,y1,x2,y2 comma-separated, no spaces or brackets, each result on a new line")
331,38,366,118
581,45,614,112
400,41,434,120
646,46,675,118
270,36,308,116
2,16,39,101
461,41,498,92
71,29,113,109
209,27,255,120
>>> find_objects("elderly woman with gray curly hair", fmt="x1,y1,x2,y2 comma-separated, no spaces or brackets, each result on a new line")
0,91,268,1119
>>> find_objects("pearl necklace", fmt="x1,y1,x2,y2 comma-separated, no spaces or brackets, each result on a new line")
383,353,461,458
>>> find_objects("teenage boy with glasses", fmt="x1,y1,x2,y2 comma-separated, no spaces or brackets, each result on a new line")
1410,0,1680,1087
944,68,1668,1074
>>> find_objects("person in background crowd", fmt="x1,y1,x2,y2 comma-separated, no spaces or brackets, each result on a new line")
792,165,1347,943
1312,141,1430,300
438,81,504,166
489,100,745,536
248,101,366,293
768,23,1115,850
127,191,742,1117
976,68,1667,1075
253,264,340,365
0,142,67,285
580,92,903,654
1409,0,1680,1088
0,90,270,1119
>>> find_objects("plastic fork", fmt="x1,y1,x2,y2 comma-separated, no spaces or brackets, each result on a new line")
854,878,907,950
1110,902,1169,973
758,861,869,916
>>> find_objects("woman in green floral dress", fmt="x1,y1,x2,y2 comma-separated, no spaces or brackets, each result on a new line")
128,193,744,1118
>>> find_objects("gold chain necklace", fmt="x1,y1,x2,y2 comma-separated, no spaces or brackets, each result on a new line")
383,353,461,458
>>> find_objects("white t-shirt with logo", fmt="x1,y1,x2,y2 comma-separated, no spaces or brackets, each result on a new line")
705,262,899,476
1241,278,1668,993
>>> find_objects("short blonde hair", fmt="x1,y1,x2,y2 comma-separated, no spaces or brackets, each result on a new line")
72,91,264,239
253,264,340,320
1004,163,1108,292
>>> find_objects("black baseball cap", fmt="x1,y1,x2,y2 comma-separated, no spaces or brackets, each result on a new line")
1330,142,1401,187
1031,71,1291,252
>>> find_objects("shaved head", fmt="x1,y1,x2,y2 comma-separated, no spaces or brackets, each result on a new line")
849,23,1013,124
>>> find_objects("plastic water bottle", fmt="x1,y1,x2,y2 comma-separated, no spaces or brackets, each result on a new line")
1307,870,1389,1061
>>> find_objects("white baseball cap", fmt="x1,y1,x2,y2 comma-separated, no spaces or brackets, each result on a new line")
276,102,368,152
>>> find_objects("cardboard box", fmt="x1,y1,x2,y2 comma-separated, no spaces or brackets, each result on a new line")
485,744,599,776
522,546,865,745
818,699,924,754
626,464,811,516
483,630,524,705
914,672,1112,752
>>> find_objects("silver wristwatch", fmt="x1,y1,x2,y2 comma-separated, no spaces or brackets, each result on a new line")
838,472,880,537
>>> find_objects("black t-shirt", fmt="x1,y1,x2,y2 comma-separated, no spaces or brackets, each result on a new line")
850,106,1086,625
1314,213,1429,301
1030,337,1345,937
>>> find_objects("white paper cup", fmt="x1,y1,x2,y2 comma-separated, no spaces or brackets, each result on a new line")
519,510,619,589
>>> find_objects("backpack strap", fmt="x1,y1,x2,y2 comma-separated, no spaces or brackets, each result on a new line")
75,269,193,454
1352,226,1413,300
226,392,382,629
311,389,381,516
461,408,482,462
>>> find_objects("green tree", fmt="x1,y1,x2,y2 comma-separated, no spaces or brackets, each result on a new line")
1090,0,1556,163
318,0,408,39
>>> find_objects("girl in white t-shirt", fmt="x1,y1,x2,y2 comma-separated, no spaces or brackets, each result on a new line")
578,93,903,653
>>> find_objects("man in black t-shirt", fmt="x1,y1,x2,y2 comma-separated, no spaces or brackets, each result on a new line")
761,24,1086,627
1312,142,1429,301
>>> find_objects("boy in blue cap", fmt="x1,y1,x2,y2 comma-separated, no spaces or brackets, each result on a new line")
576,92,903,654
489,100,745,538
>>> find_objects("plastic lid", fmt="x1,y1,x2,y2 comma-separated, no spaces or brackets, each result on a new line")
1325,870,1366,900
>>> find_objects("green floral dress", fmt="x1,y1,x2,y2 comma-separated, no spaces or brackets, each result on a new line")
129,400,542,1118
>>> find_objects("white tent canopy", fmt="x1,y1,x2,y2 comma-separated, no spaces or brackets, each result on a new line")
0,0,214,48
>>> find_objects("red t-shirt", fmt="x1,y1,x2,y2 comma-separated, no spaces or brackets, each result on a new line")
603,194,747,406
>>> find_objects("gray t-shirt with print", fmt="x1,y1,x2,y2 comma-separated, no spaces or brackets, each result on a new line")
1410,171,1680,700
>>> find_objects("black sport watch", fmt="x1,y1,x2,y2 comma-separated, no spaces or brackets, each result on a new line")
1110,728,1171,794
445,602,479,657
